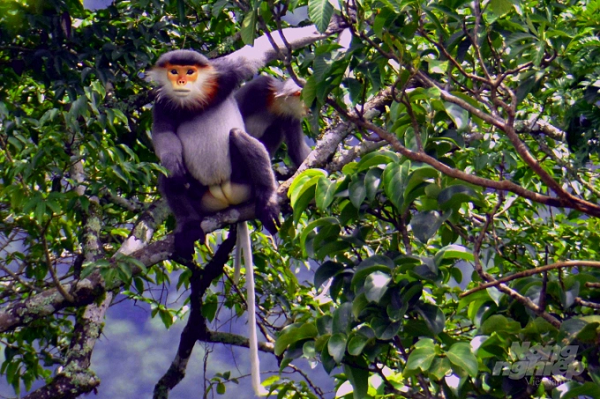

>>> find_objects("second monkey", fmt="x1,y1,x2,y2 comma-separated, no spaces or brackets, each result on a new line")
236,75,311,168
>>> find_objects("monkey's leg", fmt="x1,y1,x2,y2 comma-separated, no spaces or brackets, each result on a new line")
229,128,280,234
259,123,285,158
160,176,206,262
283,119,311,167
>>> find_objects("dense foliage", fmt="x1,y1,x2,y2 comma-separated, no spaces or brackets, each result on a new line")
1,0,600,398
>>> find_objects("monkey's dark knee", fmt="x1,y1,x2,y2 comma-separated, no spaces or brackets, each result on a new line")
174,222,205,263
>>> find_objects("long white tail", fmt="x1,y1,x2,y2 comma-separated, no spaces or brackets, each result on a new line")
237,222,266,396
233,232,242,284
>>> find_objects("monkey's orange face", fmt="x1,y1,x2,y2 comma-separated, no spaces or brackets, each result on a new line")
164,63,201,96
147,62,217,108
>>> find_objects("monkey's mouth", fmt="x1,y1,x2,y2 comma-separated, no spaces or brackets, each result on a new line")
173,89,191,97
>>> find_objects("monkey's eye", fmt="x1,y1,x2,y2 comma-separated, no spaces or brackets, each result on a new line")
169,69,178,75
186,69,195,75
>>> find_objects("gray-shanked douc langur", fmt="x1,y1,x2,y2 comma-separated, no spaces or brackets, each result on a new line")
147,49,279,396
147,18,345,396
235,75,311,168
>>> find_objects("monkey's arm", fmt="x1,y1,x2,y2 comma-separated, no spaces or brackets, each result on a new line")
283,118,312,167
152,105,186,182
229,128,280,234
219,23,340,83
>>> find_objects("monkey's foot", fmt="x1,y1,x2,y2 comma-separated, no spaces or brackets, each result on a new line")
256,196,280,235
173,223,205,266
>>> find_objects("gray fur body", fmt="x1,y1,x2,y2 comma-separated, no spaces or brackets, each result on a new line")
178,96,243,185
150,50,279,262
236,75,311,167
243,110,276,140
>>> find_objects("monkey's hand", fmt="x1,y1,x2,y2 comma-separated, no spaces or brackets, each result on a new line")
162,153,187,181
255,194,280,235
160,154,188,191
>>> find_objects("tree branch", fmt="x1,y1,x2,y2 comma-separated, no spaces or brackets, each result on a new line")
460,260,600,297
328,99,600,217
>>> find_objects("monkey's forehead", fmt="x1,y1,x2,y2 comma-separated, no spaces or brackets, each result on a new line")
155,50,210,67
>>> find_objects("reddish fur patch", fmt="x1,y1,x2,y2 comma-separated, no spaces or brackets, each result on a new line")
197,66,218,106
266,88,276,112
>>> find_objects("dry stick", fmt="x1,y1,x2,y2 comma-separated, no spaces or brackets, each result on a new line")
153,230,237,399
461,261,600,297
41,226,74,303
575,298,600,310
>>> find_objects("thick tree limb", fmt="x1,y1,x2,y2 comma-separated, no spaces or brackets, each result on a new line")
515,119,566,142
0,200,171,333
22,294,112,399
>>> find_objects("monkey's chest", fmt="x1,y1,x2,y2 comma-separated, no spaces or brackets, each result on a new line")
177,102,244,186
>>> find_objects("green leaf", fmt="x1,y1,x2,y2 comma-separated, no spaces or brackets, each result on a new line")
404,166,439,198
217,382,226,394
410,211,449,243
364,271,391,303
371,316,402,340
289,169,327,206
316,315,333,335
357,151,399,171
480,315,522,334
316,176,337,210
352,293,370,319
347,333,370,356
321,344,336,374
293,185,316,223
429,357,452,381
557,382,600,399
275,323,318,356
314,260,344,289
202,294,218,322
438,184,480,210
383,162,409,211
406,342,436,371
303,341,316,359
176,0,186,23
416,303,445,336
434,244,475,266
332,302,354,333
300,217,340,257
446,342,478,378
444,102,469,132
365,168,383,201
344,360,369,399
328,333,347,363
308,0,334,33
241,11,257,45
351,265,393,292
489,0,513,17
349,175,366,209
